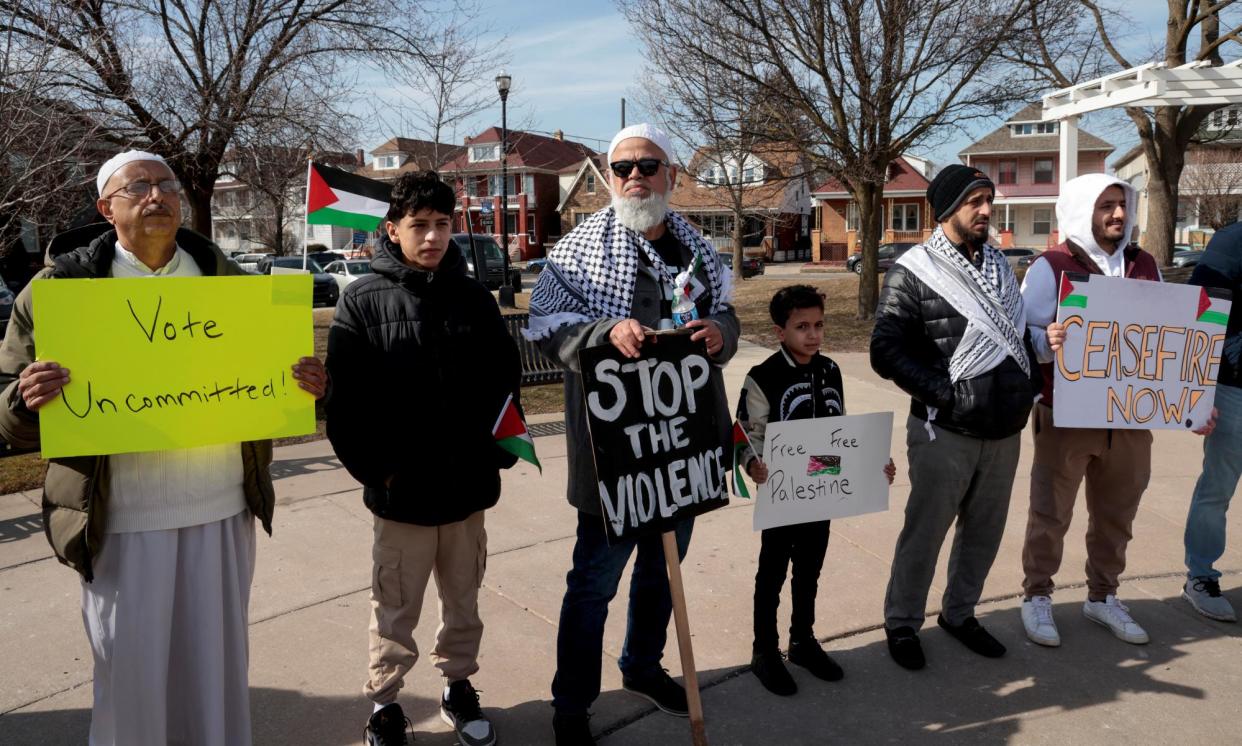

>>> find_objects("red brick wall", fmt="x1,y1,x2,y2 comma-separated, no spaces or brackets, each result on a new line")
560,170,611,235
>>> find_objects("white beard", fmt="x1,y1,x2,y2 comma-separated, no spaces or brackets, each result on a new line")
611,191,669,233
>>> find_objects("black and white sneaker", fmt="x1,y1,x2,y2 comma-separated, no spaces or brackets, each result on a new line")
440,679,497,746
621,668,689,717
365,703,412,746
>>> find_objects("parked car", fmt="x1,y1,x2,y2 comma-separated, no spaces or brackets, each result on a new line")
1002,247,1039,268
716,251,765,278
233,252,268,273
526,258,548,274
449,234,520,290
256,255,339,307
1172,249,1203,268
323,259,374,291
308,250,346,268
846,242,918,274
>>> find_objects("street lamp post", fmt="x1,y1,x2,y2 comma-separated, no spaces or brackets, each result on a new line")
496,71,515,307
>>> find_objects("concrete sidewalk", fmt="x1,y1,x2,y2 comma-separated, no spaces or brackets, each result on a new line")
2,341,1240,744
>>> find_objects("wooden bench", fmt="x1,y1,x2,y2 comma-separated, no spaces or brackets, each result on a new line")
503,312,565,387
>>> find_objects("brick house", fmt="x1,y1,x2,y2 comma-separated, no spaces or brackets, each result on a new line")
960,102,1113,249
439,128,597,260
810,155,934,262
557,145,814,262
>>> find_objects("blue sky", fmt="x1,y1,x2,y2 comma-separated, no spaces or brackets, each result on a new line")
357,0,1221,170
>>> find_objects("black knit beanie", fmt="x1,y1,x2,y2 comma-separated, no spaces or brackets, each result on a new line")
928,164,994,222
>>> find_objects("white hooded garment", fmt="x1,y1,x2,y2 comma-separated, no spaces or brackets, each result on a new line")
1020,173,1156,363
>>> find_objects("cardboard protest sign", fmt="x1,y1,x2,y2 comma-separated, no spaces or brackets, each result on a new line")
578,332,729,544
33,275,316,458
1053,273,1232,430
753,412,893,530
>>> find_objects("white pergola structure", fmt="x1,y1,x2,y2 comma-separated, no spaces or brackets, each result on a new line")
1042,59,1242,187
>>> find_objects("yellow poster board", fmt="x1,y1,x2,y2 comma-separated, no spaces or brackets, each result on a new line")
32,275,316,458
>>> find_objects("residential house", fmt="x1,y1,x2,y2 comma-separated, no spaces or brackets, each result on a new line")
355,137,463,184
1114,104,1242,246
811,155,935,262
960,102,1113,249
439,128,598,260
557,144,814,262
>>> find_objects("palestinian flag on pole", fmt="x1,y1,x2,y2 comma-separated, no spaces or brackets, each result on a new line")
1058,274,1087,309
305,161,391,232
731,420,753,499
1197,287,1231,327
493,393,540,472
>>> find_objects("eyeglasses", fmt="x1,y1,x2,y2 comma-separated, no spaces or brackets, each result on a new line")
106,179,182,200
610,158,668,178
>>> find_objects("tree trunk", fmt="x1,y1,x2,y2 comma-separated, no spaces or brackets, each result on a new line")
186,183,214,239
732,212,744,283
854,182,884,320
1141,109,1187,268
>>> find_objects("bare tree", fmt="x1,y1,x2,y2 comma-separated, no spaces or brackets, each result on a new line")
1181,144,1242,229
619,0,1037,319
0,0,469,238
1018,0,1242,266
0,7,103,279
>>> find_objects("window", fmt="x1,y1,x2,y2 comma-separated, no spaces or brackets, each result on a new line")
585,172,596,194
997,209,1014,233
1033,207,1053,235
464,178,477,197
488,174,504,196
1208,107,1241,131
523,174,535,196
891,204,919,232
1034,158,1054,184
574,212,589,226
469,144,501,162
998,160,1017,185
975,161,991,179
375,154,400,170
1011,122,1058,136
846,201,860,232
743,166,755,183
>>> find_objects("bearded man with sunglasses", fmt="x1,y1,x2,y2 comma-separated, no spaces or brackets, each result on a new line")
527,124,739,746
0,150,327,745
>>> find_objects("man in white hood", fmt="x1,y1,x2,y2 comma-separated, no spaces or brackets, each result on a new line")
1017,173,1202,647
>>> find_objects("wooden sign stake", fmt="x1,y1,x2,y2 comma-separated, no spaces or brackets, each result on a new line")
662,530,708,746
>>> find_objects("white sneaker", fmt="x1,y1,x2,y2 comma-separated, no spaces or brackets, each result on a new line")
1021,595,1061,646
1083,595,1149,644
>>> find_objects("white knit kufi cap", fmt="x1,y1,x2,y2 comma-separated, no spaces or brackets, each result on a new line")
96,150,170,196
607,123,674,163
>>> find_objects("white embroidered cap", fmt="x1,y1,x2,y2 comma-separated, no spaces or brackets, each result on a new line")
96,150,170,196
607,124,674,164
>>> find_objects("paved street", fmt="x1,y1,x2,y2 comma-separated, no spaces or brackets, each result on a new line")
2,341,1239,745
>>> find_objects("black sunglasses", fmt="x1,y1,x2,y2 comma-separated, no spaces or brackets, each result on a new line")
610,158,668,178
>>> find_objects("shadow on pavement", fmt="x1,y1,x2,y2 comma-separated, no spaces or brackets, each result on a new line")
0,510,42,544
269,455,343,481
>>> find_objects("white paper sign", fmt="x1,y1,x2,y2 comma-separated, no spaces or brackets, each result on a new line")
754,412,894,531
1053,273,1232,430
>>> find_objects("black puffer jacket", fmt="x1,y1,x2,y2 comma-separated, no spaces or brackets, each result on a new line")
870,263,1039,440
325,236,520,526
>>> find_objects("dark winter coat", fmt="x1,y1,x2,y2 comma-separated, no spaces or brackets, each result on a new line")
325,235,520,526
1190,222,1242,389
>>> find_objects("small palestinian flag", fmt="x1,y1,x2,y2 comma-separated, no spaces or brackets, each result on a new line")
807,454,841,477
305,161,391,232
493,393,540,472
1058,274,1087,309
731,420,752,499
1197,287,1230,327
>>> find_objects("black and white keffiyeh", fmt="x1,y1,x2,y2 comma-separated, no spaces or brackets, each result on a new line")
525,207,732,340
897,227,1029,383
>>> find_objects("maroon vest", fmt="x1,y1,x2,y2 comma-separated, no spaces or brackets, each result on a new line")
1036,241,1161,406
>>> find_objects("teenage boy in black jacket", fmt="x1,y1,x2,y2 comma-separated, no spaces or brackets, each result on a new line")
738,285,895,695
326,171,520,746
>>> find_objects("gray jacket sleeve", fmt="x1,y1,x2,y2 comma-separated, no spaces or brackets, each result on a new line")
709,304,741,366
537,318,621,374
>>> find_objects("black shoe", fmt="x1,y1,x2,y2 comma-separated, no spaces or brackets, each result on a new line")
440,679,496,746
621,668,689,717
552,710,595,746
788,639,844,682
750,649,797,696
365,703,412,746
937,614,1006,658
885,626,926,670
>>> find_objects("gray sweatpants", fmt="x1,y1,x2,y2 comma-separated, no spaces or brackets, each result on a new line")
884,415,1021,631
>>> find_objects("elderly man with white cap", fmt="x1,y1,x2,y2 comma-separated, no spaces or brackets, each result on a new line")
527,124,739,745
0,150,327,745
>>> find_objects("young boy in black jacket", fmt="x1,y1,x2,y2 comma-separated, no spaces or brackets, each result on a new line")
326,171,520,746
737,285,894,695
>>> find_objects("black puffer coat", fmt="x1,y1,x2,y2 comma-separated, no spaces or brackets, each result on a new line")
870,263,1039,440
325,236,520,526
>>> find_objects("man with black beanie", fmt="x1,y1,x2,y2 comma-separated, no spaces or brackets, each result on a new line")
870,163,1039,671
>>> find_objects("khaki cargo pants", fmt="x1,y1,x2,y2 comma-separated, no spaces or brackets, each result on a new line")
364,510,487,705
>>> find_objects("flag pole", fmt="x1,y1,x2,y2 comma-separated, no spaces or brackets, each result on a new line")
303,159,312,271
